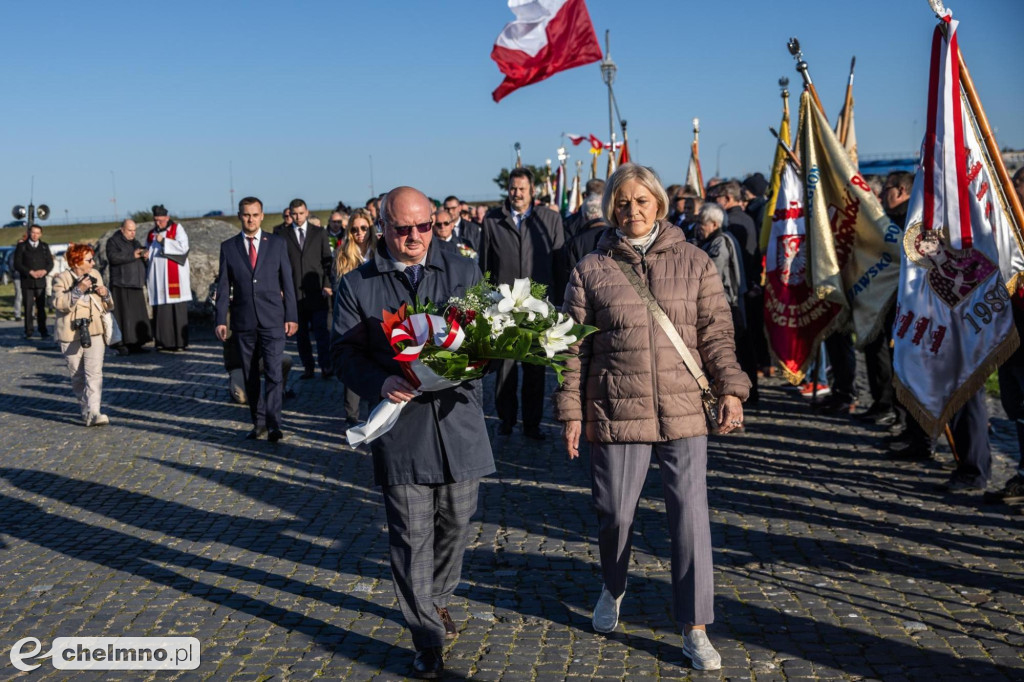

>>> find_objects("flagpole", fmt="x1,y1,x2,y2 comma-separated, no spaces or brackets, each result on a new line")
600,30,617,171
691,118,704,198
787,37,827,119
769,127,801,171
840,56,856,147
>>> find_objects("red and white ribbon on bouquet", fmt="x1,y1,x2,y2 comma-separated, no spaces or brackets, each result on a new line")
389,313,465,362
347,313,467,446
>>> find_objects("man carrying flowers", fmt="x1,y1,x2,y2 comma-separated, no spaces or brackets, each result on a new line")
331,186,495,680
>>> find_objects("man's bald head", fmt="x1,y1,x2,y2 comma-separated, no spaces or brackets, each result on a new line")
382,186,431,223
121,219,137,240
381,186,434,265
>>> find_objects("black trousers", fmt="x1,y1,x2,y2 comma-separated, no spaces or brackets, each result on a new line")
824,331,856,400
904,388,990,485
236,326,286,430
23,286,47,335
948,389,990,486
862,308,897,411
296,307,331,373
495,360,545,430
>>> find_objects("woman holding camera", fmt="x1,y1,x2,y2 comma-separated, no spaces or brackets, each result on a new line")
53,243,114,426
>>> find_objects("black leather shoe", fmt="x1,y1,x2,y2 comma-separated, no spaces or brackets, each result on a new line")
498,423,514,436
887,441,934,460
268,429,284,443
411,647,443,679
246,427,267,440
815,394,858,415
299,369,315,380
436,606,457,639
524,427,546,441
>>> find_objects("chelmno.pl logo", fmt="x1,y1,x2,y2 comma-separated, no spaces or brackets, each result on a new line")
10,637,200,671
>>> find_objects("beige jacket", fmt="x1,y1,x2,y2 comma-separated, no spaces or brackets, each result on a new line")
52,269,114,343
553,222,750,443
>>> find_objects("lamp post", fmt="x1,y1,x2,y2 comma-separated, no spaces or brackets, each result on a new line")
599,30,617,159
716,143,727,178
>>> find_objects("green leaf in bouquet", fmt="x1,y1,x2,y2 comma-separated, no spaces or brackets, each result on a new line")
529,280,548,301
571,324,599,342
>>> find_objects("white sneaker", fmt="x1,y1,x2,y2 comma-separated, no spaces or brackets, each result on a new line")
592,586,624,633
682,629,722,670
92,414,109,426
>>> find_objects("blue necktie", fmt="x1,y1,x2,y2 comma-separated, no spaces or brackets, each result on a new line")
406,264,423,291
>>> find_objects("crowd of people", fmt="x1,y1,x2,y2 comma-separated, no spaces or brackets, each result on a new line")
10,162,1024,678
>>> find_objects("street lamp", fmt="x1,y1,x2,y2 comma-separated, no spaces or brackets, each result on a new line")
716,143,728,178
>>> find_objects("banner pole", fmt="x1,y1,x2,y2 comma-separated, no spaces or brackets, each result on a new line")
840,57,855,147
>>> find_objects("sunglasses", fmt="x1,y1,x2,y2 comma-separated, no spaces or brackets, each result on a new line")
436,220,452,228
391,222,432,236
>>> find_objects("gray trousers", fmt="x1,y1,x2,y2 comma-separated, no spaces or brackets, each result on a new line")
382,479,480,650
591,437,714,626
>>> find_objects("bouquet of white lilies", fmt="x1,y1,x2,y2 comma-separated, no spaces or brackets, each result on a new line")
347,276,596,445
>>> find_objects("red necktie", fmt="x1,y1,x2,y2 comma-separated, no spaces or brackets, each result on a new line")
248,236,258,268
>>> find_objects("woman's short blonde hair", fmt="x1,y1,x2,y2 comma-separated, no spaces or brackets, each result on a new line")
602,163,670,227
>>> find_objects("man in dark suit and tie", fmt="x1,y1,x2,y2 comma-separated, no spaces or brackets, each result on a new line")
216,196,298,442
274,198,333,379
442,195,481,250
13,225,54,339
479,167,565,440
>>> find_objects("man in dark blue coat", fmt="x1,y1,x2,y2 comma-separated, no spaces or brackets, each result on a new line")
215,196,298,443
332,186,494,680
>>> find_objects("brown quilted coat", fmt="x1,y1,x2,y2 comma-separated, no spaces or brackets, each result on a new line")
553,222,751,443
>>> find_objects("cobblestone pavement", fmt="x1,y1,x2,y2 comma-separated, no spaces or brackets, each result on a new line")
0,320,1021,681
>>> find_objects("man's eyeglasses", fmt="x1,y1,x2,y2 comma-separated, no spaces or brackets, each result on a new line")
390,222,432,236
444,205,460,213
436,220,452,228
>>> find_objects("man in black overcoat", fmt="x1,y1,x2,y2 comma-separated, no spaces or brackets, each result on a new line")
13,225,53,339
479,167,565,439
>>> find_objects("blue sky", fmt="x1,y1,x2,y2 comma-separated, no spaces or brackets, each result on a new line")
3,0,1021,223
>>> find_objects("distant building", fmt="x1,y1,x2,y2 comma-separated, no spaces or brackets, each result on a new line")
856,149,1023,176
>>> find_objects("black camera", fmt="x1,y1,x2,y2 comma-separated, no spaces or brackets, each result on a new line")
74,273,98,296
70,318,92,348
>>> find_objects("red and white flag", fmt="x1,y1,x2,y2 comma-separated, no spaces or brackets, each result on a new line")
566,133,587,145
491,0,602,103
764,162,843,383
893,13,1021,437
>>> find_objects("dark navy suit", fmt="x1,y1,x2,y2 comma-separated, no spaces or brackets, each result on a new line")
216,231,297,431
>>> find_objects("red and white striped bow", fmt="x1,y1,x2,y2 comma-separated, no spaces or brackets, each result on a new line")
389,313,465,362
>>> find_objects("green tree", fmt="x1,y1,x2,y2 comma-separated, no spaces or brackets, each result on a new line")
130,210,153,223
